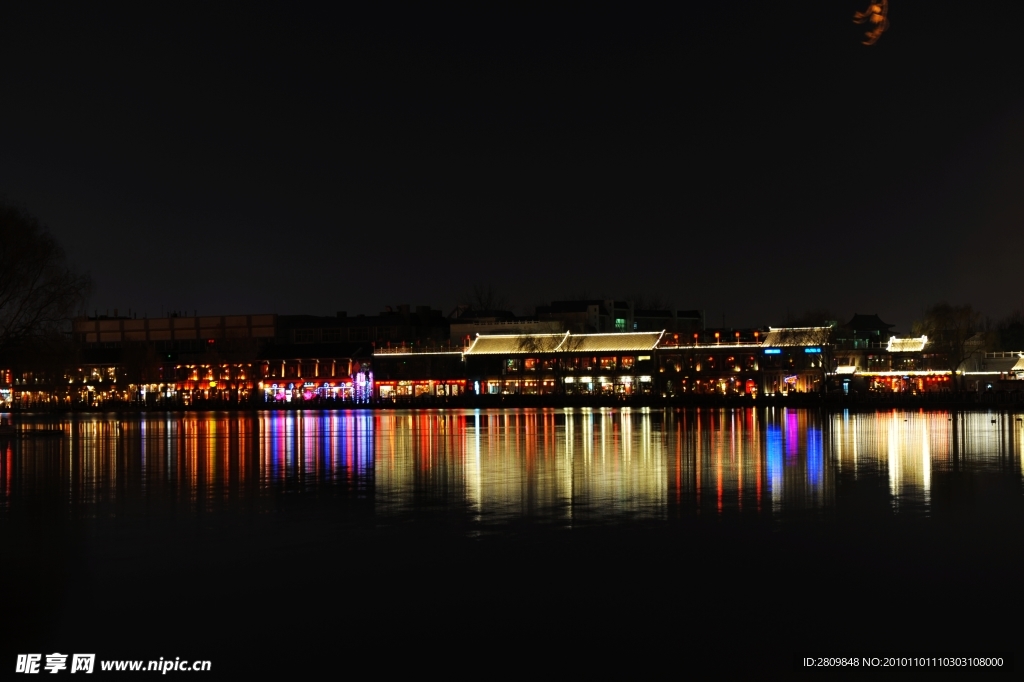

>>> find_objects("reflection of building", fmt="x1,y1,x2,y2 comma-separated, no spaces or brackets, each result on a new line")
463,331,662,395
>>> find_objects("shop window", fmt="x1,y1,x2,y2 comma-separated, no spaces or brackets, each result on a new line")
506,359,520,372
524,358,540,371
600,357,617,370
621,356,635,370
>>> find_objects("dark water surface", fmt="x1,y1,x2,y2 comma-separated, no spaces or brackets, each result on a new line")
3,408,1022,675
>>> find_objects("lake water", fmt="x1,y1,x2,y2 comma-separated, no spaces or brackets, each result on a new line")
3,407,1021,674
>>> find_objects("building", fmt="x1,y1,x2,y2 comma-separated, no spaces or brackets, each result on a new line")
655,332,763,397
535,300,634,333
462,331,662,395
759,326,834,395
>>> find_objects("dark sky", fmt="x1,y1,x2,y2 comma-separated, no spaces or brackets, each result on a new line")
2,2,1023,332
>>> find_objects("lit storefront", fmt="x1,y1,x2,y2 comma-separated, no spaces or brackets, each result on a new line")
261,369,373,404
859,371,952,393
371,350,465,400
656,339,762,397
376,378,466,400
463,331,662,395
759,327,834,395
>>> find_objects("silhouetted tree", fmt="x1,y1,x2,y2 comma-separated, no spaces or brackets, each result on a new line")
514,331,586,395
460,283,512,314
913,303,985,390
0,202,92,354
785,308,838,327
996,309,1024,352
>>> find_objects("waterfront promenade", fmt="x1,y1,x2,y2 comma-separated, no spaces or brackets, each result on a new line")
5,390,1024,414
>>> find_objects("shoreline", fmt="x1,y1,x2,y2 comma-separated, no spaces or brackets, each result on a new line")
5,392,1024,415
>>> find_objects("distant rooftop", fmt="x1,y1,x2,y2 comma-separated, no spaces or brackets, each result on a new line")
464,331,663,355
761,326,833,347
887,336,928,353
845,313,894,333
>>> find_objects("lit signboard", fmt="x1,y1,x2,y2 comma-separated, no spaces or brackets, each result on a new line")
804,348,822,354
764,349,782,355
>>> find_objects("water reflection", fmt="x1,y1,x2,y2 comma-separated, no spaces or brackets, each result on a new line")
1,408,1021,526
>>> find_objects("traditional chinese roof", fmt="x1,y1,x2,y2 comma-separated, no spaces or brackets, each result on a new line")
845,313,895,333
568,331,663,352
463,331,663,355
761,326,832,347
1013,356,1024,372
887,336,928,353
464,333,566,355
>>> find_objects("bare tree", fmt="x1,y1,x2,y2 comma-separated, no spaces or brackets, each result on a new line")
628,292,672,312
513,331,588,395
913,303,985,390
0,202,92,354
461,283,512,313
785,308,838,327
996,309,1024,351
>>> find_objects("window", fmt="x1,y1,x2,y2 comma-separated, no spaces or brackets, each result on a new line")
615,318,626,331
295,329,315,343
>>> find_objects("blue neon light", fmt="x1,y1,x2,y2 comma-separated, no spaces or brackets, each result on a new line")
804,347,821,353
764,348,782,355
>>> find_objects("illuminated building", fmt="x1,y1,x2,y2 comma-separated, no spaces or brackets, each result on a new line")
655,330,763,397
462,331,662,396
759,326,834,395
372,349,466,400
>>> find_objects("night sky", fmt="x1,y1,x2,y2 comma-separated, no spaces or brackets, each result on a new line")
2,2,1023,332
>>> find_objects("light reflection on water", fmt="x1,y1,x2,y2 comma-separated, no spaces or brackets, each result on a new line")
1,408,1022,526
